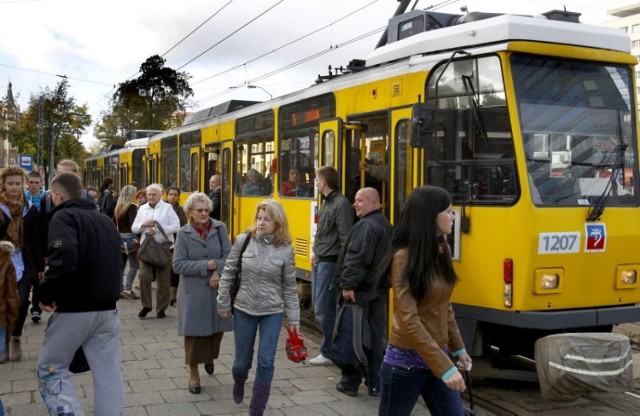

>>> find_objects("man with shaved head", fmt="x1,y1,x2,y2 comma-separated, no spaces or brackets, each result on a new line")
330,187,392,397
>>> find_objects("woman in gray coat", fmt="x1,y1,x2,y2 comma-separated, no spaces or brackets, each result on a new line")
173,192,232,395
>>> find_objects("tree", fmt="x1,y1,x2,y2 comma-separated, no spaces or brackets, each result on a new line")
95,55,193,148
8,78,91,184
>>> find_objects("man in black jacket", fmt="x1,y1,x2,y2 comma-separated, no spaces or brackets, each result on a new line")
208,174,221,220
331,187,392,397
36,172,124,415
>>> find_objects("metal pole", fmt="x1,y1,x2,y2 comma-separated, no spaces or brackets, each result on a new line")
37,97,43,170
48,124,56,189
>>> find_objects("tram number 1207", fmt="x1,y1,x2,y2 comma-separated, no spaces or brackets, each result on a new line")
538,232,581,254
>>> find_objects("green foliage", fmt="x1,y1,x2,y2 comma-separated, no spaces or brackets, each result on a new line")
95,55,193,148
7,78,91,181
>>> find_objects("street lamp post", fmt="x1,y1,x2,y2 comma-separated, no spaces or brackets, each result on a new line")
247,85,273,100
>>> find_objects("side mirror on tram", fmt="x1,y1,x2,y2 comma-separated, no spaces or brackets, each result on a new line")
410,103,436,148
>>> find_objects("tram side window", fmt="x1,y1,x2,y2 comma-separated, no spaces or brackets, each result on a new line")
425,55,517,205
236,138,274,196
161,136,178,190
279,133,316,198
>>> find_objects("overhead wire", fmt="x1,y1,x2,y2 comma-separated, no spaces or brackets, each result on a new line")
194,26,385,107
160,0,235,58
176,0,285,71
191,0,380,86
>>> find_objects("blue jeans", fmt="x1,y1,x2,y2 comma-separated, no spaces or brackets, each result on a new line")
378,362,464,416
121,252,138,292
311,261,337,355
0,328,5,356
232,309,282,386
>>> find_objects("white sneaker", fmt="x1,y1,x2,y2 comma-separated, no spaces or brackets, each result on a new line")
309,354,333,366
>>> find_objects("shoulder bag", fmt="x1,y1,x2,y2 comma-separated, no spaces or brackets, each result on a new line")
138,221,172,267
230,233,251,310
115,215,139,255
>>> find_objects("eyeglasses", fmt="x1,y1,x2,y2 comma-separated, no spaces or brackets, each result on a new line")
28,181,40,184
191,208,209,213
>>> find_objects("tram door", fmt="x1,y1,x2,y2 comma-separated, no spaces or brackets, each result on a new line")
119,162,129,191
319,119,341,168
146,154,158,185
188,147,199,193
204,144,232,232
390,108,415,222
343,116,389,217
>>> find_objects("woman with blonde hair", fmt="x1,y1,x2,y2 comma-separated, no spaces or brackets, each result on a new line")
0,166,43,361
113,185,139,299
217,199,299,416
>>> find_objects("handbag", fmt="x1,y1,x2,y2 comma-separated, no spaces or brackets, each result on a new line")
120,233,139,254
326,299,371,368
230,233,251,310
285,328,308,364
462,370,476,415
138,222,172,267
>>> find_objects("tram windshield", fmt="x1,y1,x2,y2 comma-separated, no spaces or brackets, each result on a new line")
512,54,639,207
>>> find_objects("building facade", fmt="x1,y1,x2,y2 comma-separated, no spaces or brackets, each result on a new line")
0,82,20,168
604,3,640,118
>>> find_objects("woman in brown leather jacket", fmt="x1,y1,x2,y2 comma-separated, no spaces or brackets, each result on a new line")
376,186,472,416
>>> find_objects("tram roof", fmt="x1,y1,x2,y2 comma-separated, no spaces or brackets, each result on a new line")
366,13,631,67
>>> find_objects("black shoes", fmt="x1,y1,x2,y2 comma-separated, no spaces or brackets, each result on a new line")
204,362,214,375
138,307,152,318
157,311,166,319
31,311,41,323
189,383,201,394
336,382,358,397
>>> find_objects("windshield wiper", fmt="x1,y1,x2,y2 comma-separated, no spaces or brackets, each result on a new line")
587,143,627,221
462,74,491,152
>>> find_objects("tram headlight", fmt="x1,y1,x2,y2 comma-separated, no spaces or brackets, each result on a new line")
534,268,563,294
616,265,639,289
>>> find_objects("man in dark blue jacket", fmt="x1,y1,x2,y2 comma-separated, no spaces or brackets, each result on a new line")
36,172,124,415
332,187,392,397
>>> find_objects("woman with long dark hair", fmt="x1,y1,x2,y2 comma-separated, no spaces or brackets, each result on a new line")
376,186,472,416
97,177,116,218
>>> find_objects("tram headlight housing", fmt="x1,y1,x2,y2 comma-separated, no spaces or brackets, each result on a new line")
534,268,563,294
615,265,639,289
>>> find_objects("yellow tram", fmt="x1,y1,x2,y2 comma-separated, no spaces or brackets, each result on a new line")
85,8,640,359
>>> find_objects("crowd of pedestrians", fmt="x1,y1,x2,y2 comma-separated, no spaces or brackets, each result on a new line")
0,161,472,416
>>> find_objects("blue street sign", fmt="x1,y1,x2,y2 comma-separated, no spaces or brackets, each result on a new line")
19,154,33,171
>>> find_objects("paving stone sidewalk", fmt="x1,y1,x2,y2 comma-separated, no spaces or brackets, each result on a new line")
0,283,436,416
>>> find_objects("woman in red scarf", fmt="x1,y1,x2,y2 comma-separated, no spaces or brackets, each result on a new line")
0,166,43,361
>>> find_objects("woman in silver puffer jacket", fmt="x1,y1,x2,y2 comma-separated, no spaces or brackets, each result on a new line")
217,199,299,416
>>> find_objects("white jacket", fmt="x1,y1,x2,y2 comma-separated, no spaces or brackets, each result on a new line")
131,200,180,244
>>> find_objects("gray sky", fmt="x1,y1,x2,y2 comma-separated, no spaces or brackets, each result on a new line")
0,0,631,146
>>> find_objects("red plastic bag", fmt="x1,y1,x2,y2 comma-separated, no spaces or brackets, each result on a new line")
285,328,308,364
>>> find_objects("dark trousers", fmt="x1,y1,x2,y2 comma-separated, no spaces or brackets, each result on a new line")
170,268,180,288
30,279,41,314
339,293,386,390
13,278,34,337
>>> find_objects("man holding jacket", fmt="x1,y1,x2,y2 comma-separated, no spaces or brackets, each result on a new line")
36,172,124,415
